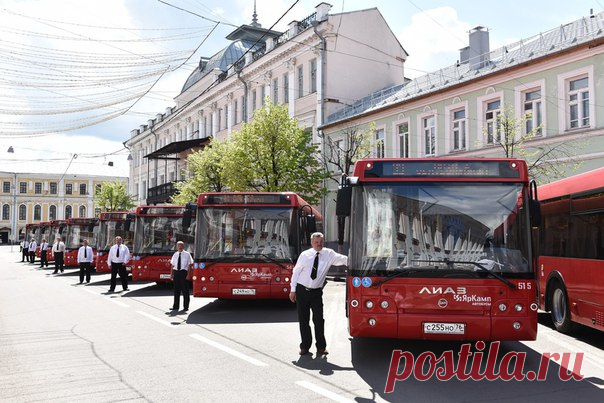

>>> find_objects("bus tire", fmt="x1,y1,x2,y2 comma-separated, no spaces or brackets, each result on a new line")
550,282,573,334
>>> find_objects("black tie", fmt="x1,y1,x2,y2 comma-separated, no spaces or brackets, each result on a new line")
311,252,319,280
116,246,120,258
177,252,181,270
84,247,87,258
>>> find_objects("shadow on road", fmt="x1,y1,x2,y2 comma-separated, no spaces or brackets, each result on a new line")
186,298,297,324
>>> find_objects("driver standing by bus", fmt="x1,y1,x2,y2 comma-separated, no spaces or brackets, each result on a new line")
107,236,130,293
289,232,347,356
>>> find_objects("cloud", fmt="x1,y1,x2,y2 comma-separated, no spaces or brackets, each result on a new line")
397,7,471,78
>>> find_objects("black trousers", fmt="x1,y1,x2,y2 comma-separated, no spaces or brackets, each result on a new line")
53,252,64,273
110,262,128,291
79,262,92,283
172,270,190,310
295,283,326,350
22,248,28,262
29,251,35,263
40,251,48,267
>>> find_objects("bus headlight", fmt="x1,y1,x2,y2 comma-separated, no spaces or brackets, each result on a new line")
380,300,389,309
209,276,214,281
365,300,374,309
192,276,197,281
498,303,507,312
514,304,523,312
275,277,281,282
368,318,377,326
201,277,206,282
350,299,359,308
284,277,290,283
530,303,538,311
513,322,521,330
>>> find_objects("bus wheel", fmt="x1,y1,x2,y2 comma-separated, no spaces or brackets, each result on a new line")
550,284,573,333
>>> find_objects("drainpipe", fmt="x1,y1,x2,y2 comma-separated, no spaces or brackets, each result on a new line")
313,21,328,233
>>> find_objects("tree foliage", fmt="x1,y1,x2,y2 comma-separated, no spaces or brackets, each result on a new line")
94,181,135,212
222,101,328,205
171,139,229,205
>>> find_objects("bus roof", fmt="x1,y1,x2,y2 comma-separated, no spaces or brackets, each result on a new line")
352,158,529,182
197,192,322,217
135,205,190,216
99,211,132,220
538,167,604,201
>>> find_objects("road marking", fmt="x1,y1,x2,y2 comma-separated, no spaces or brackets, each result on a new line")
106,297,130,307
137,310,175,327
295,381,355,403
190,333,268,366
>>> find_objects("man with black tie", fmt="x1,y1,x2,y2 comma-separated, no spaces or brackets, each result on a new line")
289,232,347,356
107,236,130,293
169,241,193,312
28,238,37,264
22,239,29,262
77,239,94,284
39,238,49,268
52,237,65,273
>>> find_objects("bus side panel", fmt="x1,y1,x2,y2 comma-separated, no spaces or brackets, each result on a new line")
131,256,172,282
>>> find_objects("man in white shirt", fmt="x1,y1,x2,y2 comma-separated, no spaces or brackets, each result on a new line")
28,238,37,264
169,241,193,312
39,238,49,268
22,239,29,262
52,237,66,274
77,239,94,284
289,232,347,356
107,236,130,293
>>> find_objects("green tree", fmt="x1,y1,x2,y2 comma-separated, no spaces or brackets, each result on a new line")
223,101,328,205
94,181,135,212
171,139,229,205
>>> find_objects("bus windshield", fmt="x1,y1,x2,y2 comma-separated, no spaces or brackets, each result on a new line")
197,207,293,260
134,216,195,255
350,182,531,277
66,225,97,249
98,221,133,251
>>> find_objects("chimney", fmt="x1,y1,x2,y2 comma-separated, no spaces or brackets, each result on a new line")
315,2,332,22
468,26,490,70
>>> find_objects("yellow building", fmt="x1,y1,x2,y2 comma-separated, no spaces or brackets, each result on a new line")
0,171,127,244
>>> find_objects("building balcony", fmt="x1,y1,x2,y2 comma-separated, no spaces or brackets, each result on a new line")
146,181,182,205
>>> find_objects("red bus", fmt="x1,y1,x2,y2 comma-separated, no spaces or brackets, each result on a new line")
537,167,604,334
131,205,196,283
63,218,99,267
47,219,68,260
35,221,52,259
24,223,41,257
336,158,540,341
96,212,135,273
191,192,322,299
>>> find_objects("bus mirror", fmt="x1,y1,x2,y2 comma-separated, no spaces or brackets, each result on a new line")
182,209,192,230
336,186,352,217
307,215,317,233
529,199,541,228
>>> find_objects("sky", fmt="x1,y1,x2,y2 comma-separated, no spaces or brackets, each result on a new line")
0,0,601,178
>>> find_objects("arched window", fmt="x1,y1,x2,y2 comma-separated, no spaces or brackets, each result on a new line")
19,204,26,221
2,204,9,220
49,205,57,220
65,205,72,219
34,205,42,221
79,205,86,218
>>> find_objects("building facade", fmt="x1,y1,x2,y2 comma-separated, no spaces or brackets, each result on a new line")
0,172,127,244
320,12,604,242
126,3,407,206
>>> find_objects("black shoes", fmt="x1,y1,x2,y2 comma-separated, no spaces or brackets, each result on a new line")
317,348,329,356
299,349,310,355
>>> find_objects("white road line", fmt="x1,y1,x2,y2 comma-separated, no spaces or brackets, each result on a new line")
295,381,355,403
137,310,175,327
189,333,268,367
106,297,130,307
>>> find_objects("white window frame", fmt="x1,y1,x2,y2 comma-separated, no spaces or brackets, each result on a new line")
393,118,410,158
515,79,545,137
417,112,437,157
445,101,468,153
558,66,594,131
310,59,317,94
477,92,503,147
297,65,304,99
374,127,385,158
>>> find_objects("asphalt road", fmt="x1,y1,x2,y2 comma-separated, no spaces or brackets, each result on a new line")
1,245,603,402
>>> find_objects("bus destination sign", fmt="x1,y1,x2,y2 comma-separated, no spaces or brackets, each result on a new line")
364,160,522,178
202,194,291,205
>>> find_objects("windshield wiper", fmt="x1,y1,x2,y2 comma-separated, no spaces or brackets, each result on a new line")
413,258,516,289
248,253,292,270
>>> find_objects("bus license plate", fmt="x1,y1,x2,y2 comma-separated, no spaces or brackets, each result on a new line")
232,288,256,295
423,322,465,335
159,274,171,279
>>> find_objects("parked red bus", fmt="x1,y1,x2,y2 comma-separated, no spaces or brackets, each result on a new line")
24,223,41,257
191,192,322,299
336,158,541,341
63,218,99,267
537,167,604,334
47,219,68,260
96,212,135,273
35,221,52,259
131,205,196,283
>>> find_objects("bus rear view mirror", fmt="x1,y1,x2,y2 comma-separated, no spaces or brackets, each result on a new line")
529,180,541,228
336,186,352,217
307,215,317,233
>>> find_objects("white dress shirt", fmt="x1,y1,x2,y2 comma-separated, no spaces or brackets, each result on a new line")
108,244,130,266
39,242,48,252
23,241,29,249
29,241,37,251
53,241,65,253
290,247,348,291
171,250,193,271
77,245,94,263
